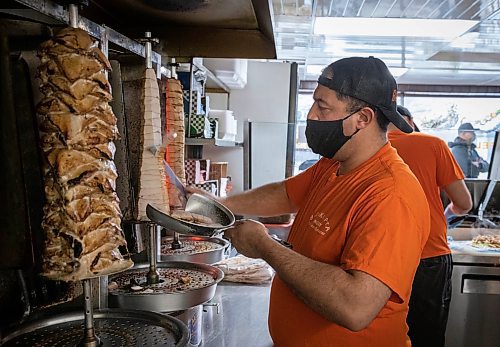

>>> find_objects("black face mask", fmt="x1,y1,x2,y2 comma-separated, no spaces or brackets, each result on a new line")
305,109,361,159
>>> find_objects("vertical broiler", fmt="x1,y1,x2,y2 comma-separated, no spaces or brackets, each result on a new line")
1,5,233,345
1,24,191,346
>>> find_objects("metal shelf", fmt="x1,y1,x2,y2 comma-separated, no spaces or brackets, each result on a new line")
185,138,243,147
192,59,230,93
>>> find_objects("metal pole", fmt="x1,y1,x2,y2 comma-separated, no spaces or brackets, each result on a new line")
146,223,160,284
145,31,152,69
68,3,78,28
80,279,100,347
187,58,194,138
171,57,177,79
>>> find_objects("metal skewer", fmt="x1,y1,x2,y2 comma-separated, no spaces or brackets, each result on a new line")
68,3,78,28
79,279,101,347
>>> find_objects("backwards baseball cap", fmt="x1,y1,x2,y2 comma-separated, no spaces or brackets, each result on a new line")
397,105,420,132
458,122,479,132
318,56,413,133
396,105,412,118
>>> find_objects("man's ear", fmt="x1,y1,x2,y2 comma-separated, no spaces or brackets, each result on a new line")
355,107,375,129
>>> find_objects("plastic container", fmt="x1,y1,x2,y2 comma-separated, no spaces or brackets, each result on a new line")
208,109,237,141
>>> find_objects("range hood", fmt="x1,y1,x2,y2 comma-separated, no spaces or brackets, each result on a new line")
81,0,276,59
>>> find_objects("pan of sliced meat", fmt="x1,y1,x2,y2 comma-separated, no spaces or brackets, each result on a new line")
146,193,235,236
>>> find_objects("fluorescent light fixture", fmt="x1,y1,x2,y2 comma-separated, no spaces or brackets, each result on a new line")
388,67,409,78
314,17,478,39
450,32,480,48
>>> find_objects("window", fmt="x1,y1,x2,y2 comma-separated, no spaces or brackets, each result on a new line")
403,96,499,179
294,92,319,174
293,93,499,179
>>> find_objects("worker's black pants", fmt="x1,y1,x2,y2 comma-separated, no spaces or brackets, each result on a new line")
407,254,453,347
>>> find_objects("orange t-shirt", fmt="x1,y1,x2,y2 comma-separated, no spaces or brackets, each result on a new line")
269,143,430,347
389,130,465,259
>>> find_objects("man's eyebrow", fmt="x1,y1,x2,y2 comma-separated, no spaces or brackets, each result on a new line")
313,94,326,103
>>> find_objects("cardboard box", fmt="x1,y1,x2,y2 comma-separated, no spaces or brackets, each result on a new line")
209,162,228,181
194,180,219,196
185,159,210,184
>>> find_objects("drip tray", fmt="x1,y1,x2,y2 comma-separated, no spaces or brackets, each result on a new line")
1,309,189,347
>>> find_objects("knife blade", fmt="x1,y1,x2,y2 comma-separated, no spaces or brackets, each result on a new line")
163,159,188,202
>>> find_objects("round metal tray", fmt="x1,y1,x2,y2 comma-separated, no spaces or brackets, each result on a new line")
1,309,189,347
108,261,224,312
160,236,230,264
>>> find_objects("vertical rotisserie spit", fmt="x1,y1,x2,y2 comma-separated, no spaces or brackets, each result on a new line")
165,78,186,210
136,68,170,220
37,27,132,281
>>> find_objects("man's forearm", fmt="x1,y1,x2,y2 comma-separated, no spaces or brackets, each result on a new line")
259,238,388,331
221,181,296,216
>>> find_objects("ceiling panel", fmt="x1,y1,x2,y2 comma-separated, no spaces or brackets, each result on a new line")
272,0,500,85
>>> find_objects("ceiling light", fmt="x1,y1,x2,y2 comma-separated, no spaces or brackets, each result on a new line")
450,32,480,48
314,17,478,39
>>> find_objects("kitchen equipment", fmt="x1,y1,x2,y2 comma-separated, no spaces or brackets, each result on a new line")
160,235,230,264
163,159,188,203
170,305,203,347
147,222,161,284
146,193,235,237
446,228,500,347
1,276,189,347
108,261,224,312
0,309,189,347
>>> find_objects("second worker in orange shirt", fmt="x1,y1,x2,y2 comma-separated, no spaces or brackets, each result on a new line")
389,105,472,347
220,57,431,346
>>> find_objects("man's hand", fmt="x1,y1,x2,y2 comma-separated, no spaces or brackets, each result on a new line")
223,220,273,258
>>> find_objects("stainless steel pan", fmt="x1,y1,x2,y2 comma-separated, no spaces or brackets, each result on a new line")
146,193,235,237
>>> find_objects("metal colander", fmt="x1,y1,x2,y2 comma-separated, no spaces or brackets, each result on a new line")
1,309,189,347
110,268,216,294
159,236,229,264
108,262,224,312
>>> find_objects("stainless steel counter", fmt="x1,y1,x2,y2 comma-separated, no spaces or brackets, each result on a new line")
446,228,500,347
201,282,273,347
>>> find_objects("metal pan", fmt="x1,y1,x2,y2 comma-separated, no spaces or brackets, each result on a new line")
108,261,224,312
1,309,190,347
159,235,230,264
146,193,235,237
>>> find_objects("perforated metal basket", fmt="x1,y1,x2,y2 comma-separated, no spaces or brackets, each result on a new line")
108,261,224,312
0,309,189,347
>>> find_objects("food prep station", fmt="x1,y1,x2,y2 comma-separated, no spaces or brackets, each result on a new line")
1,1,500,347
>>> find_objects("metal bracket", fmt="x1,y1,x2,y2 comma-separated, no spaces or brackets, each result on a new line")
137,32,160,70
14,0,163,78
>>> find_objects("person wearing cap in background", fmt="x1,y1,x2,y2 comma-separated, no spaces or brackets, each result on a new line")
397,105,420,132
389,106,472,347
449,122,490,178
219,57,430,346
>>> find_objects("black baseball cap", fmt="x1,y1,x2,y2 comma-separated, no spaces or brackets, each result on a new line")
397,105,420,132
458,122,479,132
318,56,413,133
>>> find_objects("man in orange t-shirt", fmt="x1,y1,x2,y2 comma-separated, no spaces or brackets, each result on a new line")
389,105,472,347
221,57,430,346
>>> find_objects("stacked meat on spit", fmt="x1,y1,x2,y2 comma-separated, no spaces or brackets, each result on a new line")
37,27,133,281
